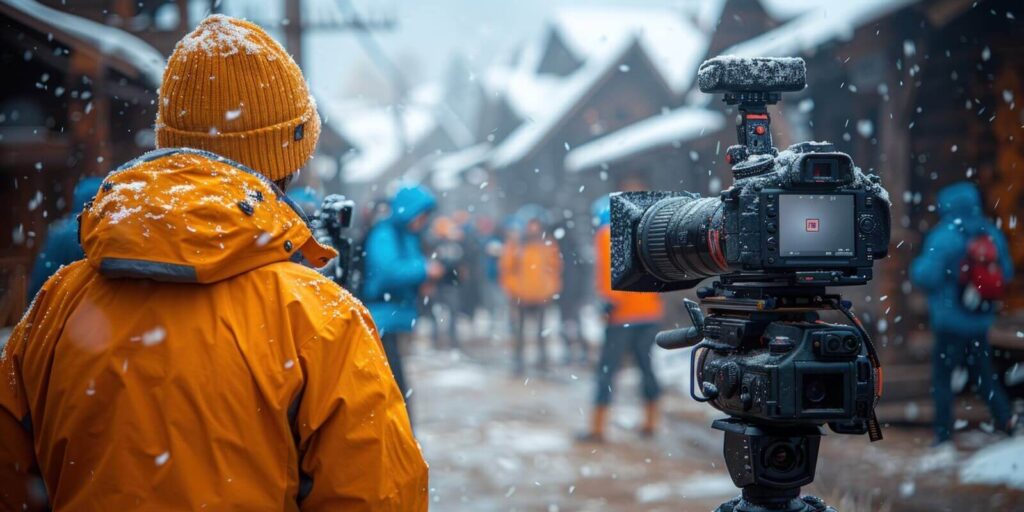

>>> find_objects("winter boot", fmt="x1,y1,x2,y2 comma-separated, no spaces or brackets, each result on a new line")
576,405,608,443
640,401,659,438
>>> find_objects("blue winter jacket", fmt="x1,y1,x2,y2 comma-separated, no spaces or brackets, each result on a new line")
363,184,436,334
910,183,1013,335
28,177,103,300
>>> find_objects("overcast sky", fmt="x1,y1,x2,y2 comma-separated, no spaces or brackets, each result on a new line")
215,0,700,101
213,0,821,103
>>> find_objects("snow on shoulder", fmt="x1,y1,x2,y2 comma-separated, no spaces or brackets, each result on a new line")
177,14,264,57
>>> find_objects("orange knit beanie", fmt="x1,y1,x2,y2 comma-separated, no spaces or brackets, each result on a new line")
155,15,320,181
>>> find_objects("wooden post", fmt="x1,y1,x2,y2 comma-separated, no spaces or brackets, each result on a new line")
285,0,303,69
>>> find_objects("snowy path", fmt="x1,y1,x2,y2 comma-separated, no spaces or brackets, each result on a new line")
406,337,1024,511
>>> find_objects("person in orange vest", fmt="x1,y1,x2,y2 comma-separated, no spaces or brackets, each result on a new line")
0,16,427,511
500,210,562,375
580,196,665,442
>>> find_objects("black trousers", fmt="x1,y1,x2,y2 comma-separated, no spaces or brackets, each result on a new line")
594,323,661,405
514,304,548,373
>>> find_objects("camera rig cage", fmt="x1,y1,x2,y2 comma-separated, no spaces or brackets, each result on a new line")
610,56,889,512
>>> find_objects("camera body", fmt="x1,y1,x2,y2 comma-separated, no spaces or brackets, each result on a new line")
313,194,358,289
698,312,877,433
611,57,887,449
611,141,890,292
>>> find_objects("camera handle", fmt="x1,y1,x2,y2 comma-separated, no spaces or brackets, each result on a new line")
654,298,705,349
654,299,719,404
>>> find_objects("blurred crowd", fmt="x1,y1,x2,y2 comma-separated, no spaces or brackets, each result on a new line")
273,179,672,439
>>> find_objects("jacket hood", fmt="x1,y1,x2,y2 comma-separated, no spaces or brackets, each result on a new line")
80,148,336,284
591,195,611,227
937,182,982,218
389,183,436,226
72,177,104,214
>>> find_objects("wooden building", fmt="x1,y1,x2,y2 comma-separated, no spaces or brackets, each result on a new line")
1,1,166,326
564,0,1024,413
36,0,194,56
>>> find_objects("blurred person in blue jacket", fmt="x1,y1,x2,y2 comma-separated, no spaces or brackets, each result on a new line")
910,182,1015,446
362,183,443,410
28,176,103,300
285,185,321,218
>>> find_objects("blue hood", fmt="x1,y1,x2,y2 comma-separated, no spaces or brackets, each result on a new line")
286,186,321,217
591,195,611,227
73,177,104,214
937,182,987,236
937,182,982,218
389,183,436,226
911,180,1013,334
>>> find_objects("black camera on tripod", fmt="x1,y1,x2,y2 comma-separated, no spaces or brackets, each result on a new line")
611,59,890,292
313,194,359,290
610,56,890,512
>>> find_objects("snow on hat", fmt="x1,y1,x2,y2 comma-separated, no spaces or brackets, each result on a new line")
155,15,321,181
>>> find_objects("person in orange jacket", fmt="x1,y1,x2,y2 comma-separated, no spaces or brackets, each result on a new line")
499,212,563,374
0,15,427,511
580,196,665,442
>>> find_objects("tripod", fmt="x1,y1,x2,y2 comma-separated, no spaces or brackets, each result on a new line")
711,418,834,512
656,279,882,512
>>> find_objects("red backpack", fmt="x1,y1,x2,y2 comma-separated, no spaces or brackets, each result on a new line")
960,234,1006,310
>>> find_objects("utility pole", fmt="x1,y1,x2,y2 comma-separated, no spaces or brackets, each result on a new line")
279,0,396,71
284,0,303,68
334,0,409,152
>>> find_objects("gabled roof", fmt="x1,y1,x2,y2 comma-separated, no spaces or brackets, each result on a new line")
725,0,922,57
535,26,583,76
320,99,438,185
757,0,831,21
551,6,707,94
489,37,673,170
430,143,492,191
4,0,165,88
221,0,395,30
565,107,725,173
320,83,476,185
482,45,568,123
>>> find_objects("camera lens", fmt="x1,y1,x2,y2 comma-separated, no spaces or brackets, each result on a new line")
843,335,859,352
804,378,827,404
765,441,800,472
825,334,841,353
637,196,727,282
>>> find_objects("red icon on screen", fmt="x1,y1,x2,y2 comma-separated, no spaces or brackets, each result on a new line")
806,219,820,232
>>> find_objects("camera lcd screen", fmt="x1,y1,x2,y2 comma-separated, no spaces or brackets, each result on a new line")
778,194,855,257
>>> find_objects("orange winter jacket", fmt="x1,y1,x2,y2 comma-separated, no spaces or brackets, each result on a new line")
595,225,664,325
0,149,428,511
499,237,563,306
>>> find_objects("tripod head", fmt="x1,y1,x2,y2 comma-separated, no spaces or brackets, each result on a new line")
656,280,882,512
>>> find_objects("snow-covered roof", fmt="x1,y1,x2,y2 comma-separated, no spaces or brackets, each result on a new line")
552,6,707,94
756,0,831,21
725,0,921,58
316,77,484,185
489,37,644,170
320,99,438,185
482,64,566,123
219,0,394,29
3,0,165,88
430,143,492,191
564,107,725,173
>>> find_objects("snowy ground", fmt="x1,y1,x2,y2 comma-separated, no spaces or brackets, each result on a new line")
406,334,1024,512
